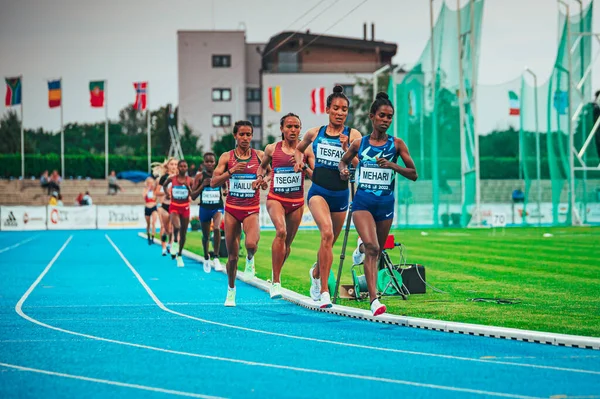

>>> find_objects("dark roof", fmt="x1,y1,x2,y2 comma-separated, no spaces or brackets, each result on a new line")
262,31,397,56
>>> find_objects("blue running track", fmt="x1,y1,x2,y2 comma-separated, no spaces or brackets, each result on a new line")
0,230,599,398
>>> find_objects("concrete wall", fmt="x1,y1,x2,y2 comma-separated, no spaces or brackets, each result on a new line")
178,31,246,153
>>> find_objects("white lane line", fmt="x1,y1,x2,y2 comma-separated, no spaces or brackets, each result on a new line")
12,235,545,399
105,234,600,377
0,362,227,399
22,302,284,309
0,235,38,254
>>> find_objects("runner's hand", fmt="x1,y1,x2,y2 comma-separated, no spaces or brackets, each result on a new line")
376,157,393,169
340,167,350,181
340,133,349,151
294,160,304,173
230,162,248,174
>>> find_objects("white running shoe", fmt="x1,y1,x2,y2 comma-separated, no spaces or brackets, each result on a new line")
244,257,255,279
213,258,224,272
309,263,321,301
176,256,184,268
319,291,332,309
370,299,387,316
203,259,211,273
171,242,179,260
270,282,282,299
225,288,236,307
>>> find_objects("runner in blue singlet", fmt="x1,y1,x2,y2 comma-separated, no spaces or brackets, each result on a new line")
339,92,417,316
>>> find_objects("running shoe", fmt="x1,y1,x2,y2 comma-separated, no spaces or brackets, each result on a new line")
213,258,224,272
244,257,255,279
166,244,171,254
370,299,386,316
309,263,321,301
161,248,167,256
270,282,282,299
147,236,152,245
171,242,179,260
319,291,332,309
224,288,236,307
176,256,184,268
203,258,211,273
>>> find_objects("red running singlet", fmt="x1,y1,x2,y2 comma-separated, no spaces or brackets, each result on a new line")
169,175,192,218
268,142,305,214
225,149,260,222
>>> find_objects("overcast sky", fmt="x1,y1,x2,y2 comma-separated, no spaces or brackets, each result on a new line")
0,0,596,133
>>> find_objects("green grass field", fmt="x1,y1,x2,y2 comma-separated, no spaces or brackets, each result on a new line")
185,226,600,337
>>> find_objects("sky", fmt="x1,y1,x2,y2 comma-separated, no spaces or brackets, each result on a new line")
0,0,597,133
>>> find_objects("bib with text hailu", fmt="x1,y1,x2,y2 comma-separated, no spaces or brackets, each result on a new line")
172,185,189,201
229,174,256,198
273,167,302,194
201,187,221,204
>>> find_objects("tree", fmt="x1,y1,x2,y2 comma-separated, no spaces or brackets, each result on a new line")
212,133,236,158
0,110,21,153
350,72,391,135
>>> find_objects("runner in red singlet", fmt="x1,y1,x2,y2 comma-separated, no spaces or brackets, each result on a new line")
162,160,193,267
256,113,313,299
211,120,269,307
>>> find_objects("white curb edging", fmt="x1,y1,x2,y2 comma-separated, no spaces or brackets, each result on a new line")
138,233,600,350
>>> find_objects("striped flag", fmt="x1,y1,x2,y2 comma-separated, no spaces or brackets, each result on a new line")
5,76,22,106
268,86,281,112
311,87,326,114
509,90,520,116
48,79,61,108
133,82,147,111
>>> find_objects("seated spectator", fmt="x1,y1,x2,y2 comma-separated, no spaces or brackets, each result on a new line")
81,191,93,206
48,170,61,195
57,193,64,206
512,188,525,203
40,170,50,192
107,170,123,195
75,192,84,205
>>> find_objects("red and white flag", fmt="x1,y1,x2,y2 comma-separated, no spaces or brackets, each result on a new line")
133,82,148,111
311,87,326,114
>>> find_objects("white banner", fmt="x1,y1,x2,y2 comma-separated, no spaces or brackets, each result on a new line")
47,205,97,230
0,206,47,231
97,205,157,229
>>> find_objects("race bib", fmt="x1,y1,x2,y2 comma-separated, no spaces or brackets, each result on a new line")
229,174,256,198
172,186,189,200
147,190,154,199
201,189,221,204
316,142,344,166
273,167,302,194
358,164,393,191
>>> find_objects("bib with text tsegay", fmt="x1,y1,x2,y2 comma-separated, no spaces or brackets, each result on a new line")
273,167,302,194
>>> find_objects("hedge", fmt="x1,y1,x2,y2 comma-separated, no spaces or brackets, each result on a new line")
0,154,205,179
0,153,557,180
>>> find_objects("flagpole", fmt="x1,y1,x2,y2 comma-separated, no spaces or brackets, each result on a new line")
60,77,65,178
20,74,24,179
147,83,151,173
105,80,109,179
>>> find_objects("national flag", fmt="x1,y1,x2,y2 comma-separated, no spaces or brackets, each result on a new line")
89,80,105,107
310,87,326,114
268,86,281,112
509,90,520,116
133,81,147,111
5,76,22,106
48,79,61,108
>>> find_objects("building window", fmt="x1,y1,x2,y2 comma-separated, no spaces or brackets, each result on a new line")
212,88,231,102
212,55,231,68
246,88,261,102
278,51,298,73
212,114,231,127
248,114,261,127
